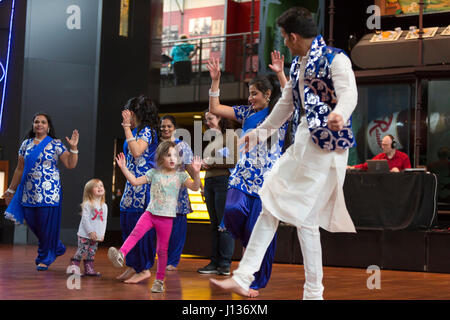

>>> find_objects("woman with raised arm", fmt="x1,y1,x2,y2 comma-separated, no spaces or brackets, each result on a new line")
3,112,79,271
116,95,159,284
203,54,289,297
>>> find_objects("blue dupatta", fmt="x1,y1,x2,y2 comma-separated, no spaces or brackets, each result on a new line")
5,136,53,224
242,107,269,134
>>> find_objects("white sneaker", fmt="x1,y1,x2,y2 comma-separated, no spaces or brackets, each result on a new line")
151,279,165,293
108,247,124,268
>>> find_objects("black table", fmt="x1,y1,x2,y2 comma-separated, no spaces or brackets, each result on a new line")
343,171,438,230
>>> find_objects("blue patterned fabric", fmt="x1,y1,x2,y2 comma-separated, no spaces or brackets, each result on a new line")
120,126,158,212
17,138,67,207
223,188,275,289
5,136,54,224
229,105,288,197
290,34,355,151
6,137,66,266
174,140,193,215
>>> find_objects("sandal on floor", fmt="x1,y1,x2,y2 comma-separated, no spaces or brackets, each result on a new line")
37,264,48,271
108,247,125,268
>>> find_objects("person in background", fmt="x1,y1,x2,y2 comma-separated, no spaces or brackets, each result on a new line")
170,34,199,85
348,134,411,172
197,110,238,276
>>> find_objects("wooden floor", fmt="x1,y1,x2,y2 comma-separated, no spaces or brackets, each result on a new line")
1,244,449,301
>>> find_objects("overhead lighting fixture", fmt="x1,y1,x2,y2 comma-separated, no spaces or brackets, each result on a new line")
193,115,202,119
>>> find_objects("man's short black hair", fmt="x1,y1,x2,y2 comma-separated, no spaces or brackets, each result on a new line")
276,7,318,38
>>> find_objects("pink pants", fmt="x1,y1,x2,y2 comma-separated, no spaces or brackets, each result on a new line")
120,211,173,280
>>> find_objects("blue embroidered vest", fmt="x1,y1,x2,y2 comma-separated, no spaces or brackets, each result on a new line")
290,35,355,151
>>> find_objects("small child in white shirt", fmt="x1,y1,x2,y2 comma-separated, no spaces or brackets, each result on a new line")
68,179,108,276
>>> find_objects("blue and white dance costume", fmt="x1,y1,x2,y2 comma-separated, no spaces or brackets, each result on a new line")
119,126,158,273
5,136,66,267
166,139,193,267
230,35,358,299
223,105,288,290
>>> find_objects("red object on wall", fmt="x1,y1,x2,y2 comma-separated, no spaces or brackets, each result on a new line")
226,0,260,80
226,0,260,34
163,5,225,37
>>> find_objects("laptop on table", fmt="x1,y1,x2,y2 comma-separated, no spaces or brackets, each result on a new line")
366,159,390,172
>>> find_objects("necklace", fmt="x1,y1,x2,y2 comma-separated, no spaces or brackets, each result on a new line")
34,135,47,143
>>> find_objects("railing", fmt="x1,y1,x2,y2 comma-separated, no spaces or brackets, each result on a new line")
161,32,259,90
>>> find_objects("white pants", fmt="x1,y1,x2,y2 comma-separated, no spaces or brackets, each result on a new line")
232,208,324,300
232,122,354,299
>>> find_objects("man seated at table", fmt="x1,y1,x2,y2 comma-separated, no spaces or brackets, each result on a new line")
348,134,411,172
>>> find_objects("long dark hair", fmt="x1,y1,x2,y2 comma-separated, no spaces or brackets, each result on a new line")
27,112,57,139
124,95,160,143
248,74,281,116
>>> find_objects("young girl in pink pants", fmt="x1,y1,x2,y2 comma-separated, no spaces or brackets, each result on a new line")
108,141,202,292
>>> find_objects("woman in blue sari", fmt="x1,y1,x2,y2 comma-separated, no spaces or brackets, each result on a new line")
160,115,194,271
117,95,159,284
3,112,79,271
206,54,288,297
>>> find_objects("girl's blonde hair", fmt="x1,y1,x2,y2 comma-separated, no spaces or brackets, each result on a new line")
81,179,105,210
156,140,178,169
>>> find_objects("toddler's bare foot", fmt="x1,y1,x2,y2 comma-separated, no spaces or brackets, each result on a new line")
124,269,151,284
210,277,250,297
116,267,135,280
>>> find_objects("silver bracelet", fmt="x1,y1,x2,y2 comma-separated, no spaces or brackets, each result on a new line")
209,89,220,97
121,123,131,127
6,188,15,194
70,149,79,154
126,137,136,143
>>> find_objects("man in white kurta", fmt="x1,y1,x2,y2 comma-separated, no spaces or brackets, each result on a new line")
210,7,358,300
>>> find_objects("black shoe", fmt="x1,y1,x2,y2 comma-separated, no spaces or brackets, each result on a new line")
217,266,230,276
197,264,218,274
